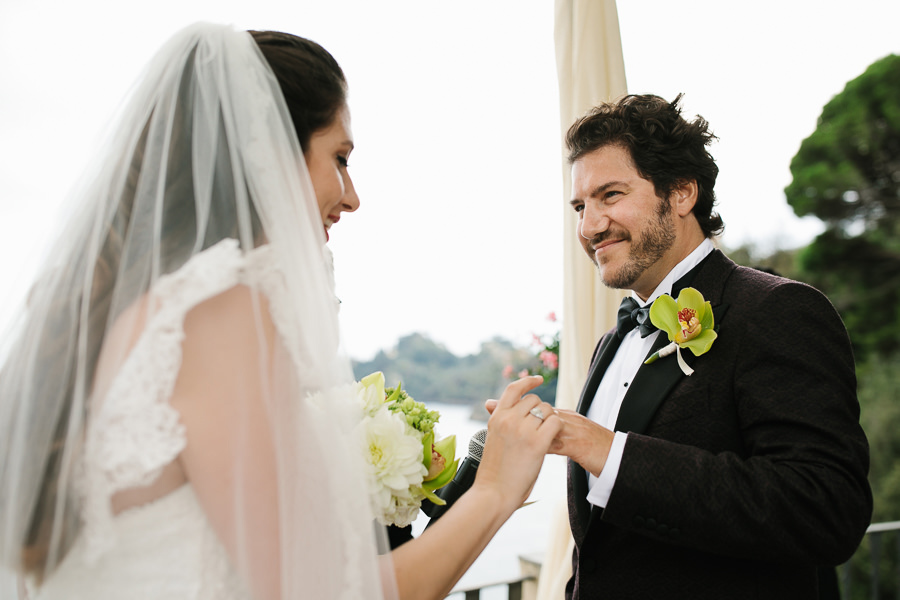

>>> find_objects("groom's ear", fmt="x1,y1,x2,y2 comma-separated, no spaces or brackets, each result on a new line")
671,179,698,217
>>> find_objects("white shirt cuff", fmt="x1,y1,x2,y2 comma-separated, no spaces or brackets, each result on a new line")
586,431,628,508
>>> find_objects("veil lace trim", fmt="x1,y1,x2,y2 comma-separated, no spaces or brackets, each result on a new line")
80,238,261,563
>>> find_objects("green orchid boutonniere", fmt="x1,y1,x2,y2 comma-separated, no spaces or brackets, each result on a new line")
644,287,717,376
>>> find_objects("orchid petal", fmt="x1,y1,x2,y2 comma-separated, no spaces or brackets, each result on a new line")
682,329,717,356
422,431,435,469
433,435,456,462
649,294,680,340
423,458,459,491
699,300,714,330
675,287,705,313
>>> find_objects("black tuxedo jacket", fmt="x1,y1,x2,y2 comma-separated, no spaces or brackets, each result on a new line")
566,250,872,600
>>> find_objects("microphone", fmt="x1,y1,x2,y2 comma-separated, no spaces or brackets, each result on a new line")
423,428,487,526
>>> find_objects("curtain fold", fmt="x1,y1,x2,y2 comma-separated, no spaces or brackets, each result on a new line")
538,2,627,598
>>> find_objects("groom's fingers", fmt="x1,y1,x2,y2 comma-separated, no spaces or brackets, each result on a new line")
495,375,545,409
547,409,614,475
484,398,498,414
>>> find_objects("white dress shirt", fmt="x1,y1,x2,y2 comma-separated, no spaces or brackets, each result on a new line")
585,239,714,508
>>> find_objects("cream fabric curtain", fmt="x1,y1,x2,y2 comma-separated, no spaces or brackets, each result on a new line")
536,2,627,598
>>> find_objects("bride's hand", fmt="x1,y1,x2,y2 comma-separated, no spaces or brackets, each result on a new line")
474,376,560,514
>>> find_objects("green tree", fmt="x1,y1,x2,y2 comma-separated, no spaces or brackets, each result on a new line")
352,333,525,408
785,54,900,599
784,53,900,360
722,242,801,280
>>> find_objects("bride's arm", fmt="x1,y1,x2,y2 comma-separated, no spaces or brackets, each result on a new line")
390,377,560,600
169,285,282,600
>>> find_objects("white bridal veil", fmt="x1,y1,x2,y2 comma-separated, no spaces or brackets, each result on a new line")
0,23,394,599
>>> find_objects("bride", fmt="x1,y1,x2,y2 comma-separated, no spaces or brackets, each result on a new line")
0,23,559,600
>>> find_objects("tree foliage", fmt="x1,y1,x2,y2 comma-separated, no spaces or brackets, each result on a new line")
786,54,900,233
785,54,900,360
783,54,900,599
352,332,557,415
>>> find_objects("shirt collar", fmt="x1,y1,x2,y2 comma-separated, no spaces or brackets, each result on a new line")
633,238,715,307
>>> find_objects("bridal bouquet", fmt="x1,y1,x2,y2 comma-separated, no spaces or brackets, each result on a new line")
355,372,458,527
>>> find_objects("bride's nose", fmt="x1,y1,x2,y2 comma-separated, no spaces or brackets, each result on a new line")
341,173,360,213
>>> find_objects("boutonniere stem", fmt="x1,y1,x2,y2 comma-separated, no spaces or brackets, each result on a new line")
653,341,694,376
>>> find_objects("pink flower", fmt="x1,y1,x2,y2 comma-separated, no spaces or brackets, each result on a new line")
540,350,558,370
502,365,514,379
518,369,530,378
531,333,542,346
547,312,557,322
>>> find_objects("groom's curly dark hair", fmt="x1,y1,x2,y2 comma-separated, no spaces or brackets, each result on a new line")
565,93,724,238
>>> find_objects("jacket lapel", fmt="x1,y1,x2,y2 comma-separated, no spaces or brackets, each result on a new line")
613,333,686,434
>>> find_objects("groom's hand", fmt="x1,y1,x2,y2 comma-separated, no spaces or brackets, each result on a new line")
548,409,614,477
483,402,614,477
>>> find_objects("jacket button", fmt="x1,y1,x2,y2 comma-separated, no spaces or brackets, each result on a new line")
645,518,656,529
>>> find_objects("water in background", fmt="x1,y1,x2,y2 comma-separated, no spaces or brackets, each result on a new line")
415,402,568,600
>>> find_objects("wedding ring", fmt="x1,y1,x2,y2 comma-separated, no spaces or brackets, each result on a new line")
529,407,545,421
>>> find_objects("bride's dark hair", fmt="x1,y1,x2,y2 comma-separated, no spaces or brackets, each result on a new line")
14,28,347,581
251,31,347,152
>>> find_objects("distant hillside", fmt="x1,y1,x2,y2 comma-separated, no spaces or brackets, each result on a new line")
352,332,557,412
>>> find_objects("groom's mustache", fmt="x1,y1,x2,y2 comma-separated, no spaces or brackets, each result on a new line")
585,227,632,248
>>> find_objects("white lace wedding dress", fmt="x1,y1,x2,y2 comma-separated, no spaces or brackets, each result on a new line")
35,240,280,600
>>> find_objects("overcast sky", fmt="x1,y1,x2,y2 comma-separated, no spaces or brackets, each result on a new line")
1,0,898,360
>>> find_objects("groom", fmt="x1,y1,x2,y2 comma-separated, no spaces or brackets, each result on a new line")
552,94,872,599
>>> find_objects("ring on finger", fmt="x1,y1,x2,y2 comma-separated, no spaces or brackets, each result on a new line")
529,407,545,421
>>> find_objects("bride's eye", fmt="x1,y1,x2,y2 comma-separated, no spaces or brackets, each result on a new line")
337,155,349,168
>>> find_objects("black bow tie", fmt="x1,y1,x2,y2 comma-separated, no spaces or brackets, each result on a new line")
616,296,658,339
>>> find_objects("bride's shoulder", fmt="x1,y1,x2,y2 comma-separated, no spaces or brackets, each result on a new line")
182,284,276,351
94,240,277,401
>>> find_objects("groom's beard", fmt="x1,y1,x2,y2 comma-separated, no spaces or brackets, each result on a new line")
589,197,675,290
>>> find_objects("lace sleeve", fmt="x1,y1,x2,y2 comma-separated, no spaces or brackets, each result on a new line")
79,239,249,563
